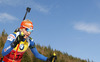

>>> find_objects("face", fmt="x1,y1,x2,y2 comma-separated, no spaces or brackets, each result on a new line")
21,28,33,38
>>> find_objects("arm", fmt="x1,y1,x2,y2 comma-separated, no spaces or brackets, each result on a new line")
30,47,48,61
30,46,57,62
2,32,24,56
29,39,48,61
2,34,15,56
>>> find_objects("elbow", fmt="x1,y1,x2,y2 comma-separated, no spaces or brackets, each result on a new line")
1,47,12,56
2,49,5,56
34,53,40,58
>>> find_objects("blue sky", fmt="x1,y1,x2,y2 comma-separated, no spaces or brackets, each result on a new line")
0,0,100,62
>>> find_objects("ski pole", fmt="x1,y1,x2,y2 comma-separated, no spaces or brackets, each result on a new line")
52,52,57,62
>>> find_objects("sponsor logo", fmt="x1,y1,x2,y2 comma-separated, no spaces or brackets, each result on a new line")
9,34,15,38
19,44,24,50
4,49,6,52
7,34,15,41
4,46,11,52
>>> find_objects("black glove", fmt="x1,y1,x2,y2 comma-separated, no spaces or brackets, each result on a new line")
0,57,3,62
11,34,24,48
47,55,57,62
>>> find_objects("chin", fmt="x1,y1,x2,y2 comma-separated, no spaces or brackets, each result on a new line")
24,36,29,38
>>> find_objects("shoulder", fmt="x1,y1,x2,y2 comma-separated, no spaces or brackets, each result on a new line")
29,37,35,45
7,33,16,41
28,37,35,49
7,32,20,41
13,32,21,37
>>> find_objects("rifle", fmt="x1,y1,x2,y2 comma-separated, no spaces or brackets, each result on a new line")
23,7,31,20
13,7,31,62
14,7,31,32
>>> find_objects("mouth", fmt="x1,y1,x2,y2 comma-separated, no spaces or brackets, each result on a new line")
26,35,29,37
24,35,29,38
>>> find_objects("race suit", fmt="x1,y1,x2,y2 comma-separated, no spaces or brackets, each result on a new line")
2,32,48,62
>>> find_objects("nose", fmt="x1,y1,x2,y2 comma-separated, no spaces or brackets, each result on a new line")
27,31,31,35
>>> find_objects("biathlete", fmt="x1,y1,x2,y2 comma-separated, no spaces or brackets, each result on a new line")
1,19,56,62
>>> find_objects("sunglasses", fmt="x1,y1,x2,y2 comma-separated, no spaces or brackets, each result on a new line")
25,28,33,32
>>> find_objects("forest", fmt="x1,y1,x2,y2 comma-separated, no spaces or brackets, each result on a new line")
0,30,93,62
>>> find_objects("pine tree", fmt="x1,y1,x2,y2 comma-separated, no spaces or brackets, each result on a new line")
21,52,31,62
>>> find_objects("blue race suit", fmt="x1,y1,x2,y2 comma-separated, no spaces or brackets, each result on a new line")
2,31,48,62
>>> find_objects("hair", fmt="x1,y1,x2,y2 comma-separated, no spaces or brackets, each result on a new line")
23,19,32,22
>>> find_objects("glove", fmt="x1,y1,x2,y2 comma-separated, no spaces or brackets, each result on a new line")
11,32,24,48
0,57,3,62
47,55,57,62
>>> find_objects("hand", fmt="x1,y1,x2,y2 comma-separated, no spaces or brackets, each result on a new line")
11,33,24,48
17,34,24,42
47,55,57,62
